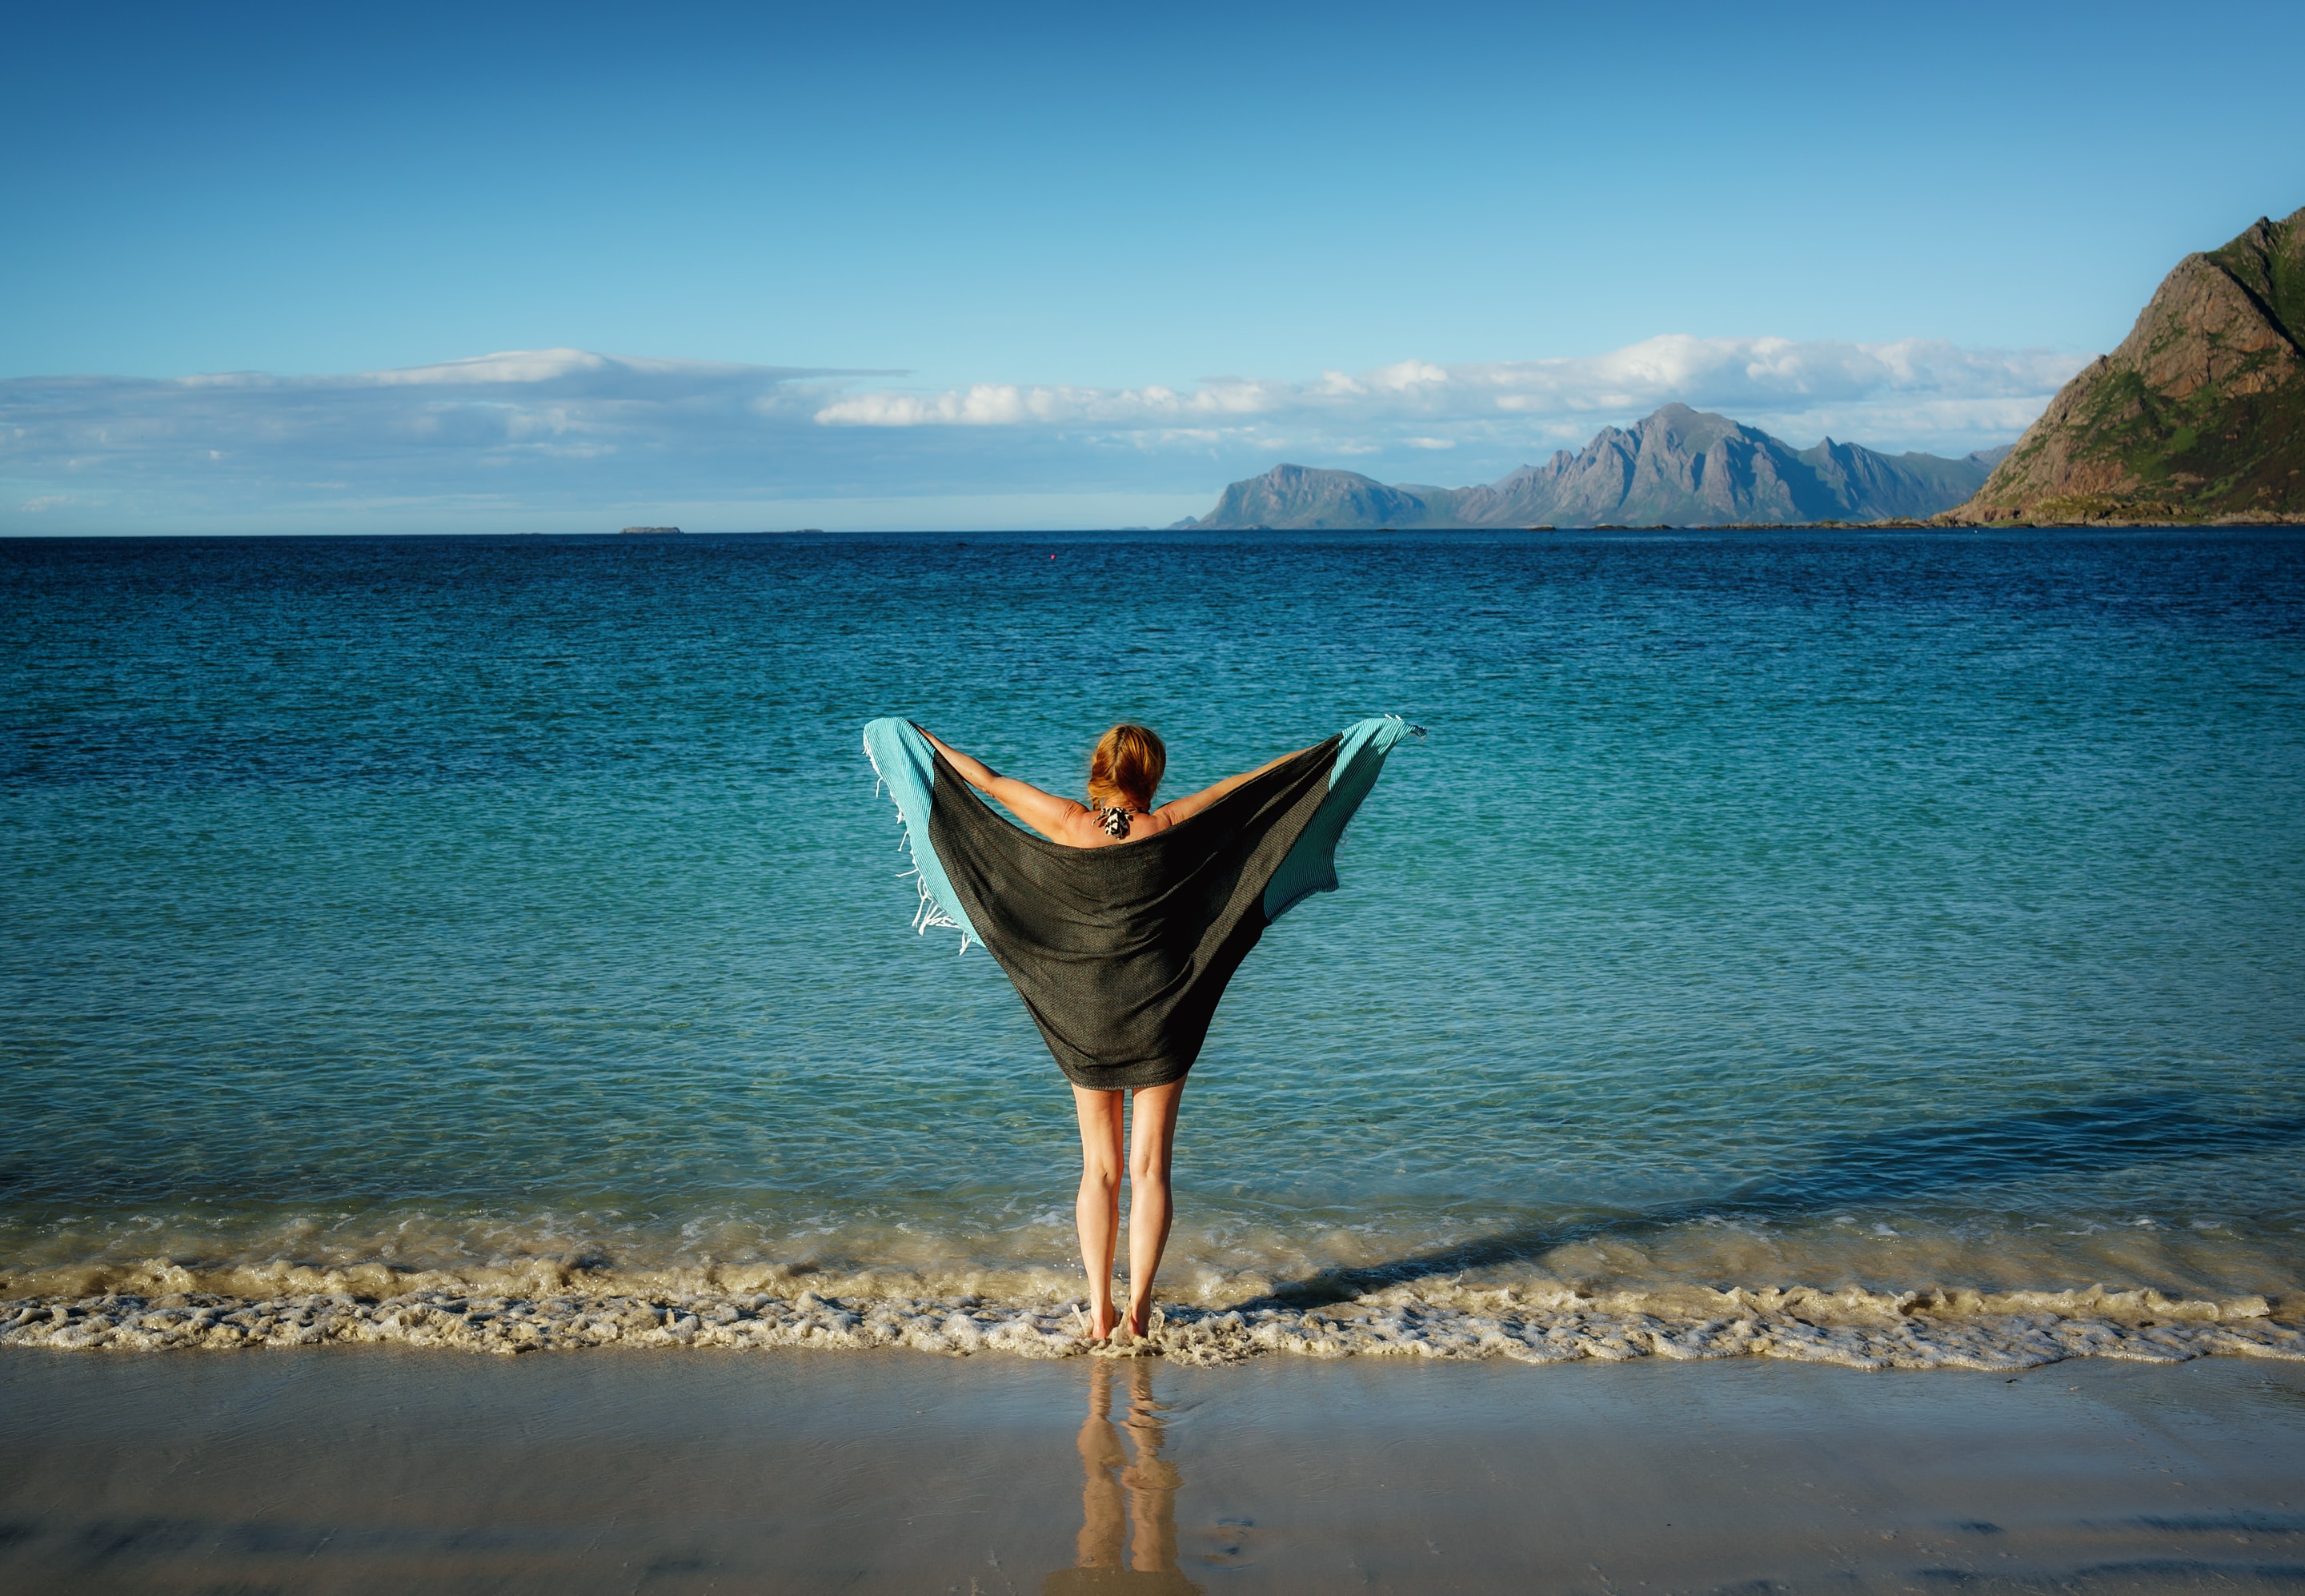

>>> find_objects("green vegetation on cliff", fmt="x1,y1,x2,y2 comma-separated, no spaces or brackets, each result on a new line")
1954,207,2305,523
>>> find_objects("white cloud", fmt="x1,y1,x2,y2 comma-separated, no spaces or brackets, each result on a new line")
0,335,2087,532
815,335,2083,443
813,375,1285,427
1370,359,1452,392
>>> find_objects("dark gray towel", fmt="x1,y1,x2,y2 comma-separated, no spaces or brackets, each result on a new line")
928,737,1344,1091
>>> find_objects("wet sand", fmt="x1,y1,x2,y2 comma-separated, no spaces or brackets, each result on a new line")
2,1350,2302,1594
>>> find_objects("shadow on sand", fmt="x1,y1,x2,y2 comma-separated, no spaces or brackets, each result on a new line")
1249,1093,2305,1311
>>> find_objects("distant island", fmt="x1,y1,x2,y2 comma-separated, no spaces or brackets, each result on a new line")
1950,206,2304,524
1175,406,2011,530
619,525,683,535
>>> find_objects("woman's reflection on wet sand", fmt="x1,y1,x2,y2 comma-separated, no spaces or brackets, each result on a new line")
1040,1358,1202,1596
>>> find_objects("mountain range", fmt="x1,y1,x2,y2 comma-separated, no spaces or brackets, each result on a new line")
1950,206,2304,523
1179,405,2010,529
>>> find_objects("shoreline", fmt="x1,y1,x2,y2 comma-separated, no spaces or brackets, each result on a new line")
8,518,2304,539
7,1281,2302,1369
5,1346,2302,1593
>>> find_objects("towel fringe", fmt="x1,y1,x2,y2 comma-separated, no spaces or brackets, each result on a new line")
863,728,973,953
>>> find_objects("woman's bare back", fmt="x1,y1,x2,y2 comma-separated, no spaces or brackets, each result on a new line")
1052,804,1174,848
917,728,1301,849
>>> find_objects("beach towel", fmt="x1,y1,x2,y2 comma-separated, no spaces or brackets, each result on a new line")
863,717,1419,1091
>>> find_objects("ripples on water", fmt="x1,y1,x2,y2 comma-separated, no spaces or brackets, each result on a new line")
2,529,2302,1340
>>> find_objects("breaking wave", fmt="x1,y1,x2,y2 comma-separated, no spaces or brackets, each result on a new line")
3,1253,2299,1370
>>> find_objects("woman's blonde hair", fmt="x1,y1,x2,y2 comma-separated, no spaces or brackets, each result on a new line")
1088,723,1165,810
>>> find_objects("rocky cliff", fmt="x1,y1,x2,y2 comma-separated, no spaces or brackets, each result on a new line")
1182,405,2003,529
1950,207,2305,523
1190,463,1431,531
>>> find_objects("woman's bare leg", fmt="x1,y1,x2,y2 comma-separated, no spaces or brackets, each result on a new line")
1072,1086,1125,1338
1124,1079,1186,1337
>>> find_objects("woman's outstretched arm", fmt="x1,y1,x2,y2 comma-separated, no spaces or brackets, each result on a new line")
918,728,1088,844
1152,746,1311,828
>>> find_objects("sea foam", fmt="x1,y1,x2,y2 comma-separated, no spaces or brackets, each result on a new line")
5,1271,2299,1369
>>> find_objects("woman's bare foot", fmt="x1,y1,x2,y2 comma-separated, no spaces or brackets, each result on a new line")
1084,1301,1118,1341
1121,1300,1154,1340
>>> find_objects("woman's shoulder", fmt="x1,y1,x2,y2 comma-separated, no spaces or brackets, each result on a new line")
1114,808,1173,844
1039,806,1110,848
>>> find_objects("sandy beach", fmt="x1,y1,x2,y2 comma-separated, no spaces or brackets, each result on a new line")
4,1349,2301,1593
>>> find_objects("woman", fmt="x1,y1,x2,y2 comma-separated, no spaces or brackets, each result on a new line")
918,723,1301,1342
864,715,1417,1342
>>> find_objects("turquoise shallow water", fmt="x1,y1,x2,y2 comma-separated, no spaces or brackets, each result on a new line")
4,529,2303,1338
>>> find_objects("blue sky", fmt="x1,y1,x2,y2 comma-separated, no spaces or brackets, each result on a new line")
5,0,2300,532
